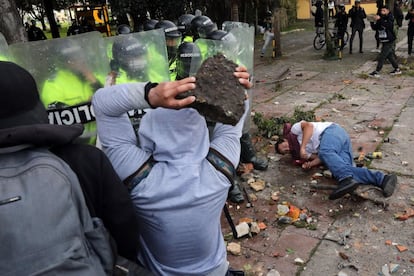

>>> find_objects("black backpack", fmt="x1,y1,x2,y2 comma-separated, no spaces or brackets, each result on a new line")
0,146,114,275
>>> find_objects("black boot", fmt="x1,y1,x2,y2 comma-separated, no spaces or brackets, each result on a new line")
228,180,244,203
329,177,359,200
240,133,268,171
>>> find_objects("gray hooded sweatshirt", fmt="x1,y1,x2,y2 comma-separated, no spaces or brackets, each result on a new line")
93,82,246,275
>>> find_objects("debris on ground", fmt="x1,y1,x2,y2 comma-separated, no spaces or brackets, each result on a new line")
227,242,242,256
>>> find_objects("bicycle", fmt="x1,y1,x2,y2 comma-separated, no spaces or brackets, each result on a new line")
313,27,349,50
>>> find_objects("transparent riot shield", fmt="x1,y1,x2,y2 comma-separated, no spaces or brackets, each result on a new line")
222,21,250,32
9,31,110,145
0,32,10,61
103,28,169,85
192,25,254,74
193,24,254,132
10,31,109,95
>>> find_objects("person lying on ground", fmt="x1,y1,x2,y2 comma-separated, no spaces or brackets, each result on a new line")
275,120,397,200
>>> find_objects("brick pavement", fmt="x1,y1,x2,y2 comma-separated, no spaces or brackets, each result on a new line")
223,21,414,276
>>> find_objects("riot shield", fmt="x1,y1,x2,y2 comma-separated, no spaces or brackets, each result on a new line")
9,31,110,145
0,32,10,61
222,21,250,32
193,24,254,132
192,25,254,74
103,29,169,84
10,31,109,94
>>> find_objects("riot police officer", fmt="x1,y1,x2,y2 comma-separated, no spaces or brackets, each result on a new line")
190,15,217,41
116,24,132,35
177,14,195,42
155,20,182,80
40,36,106,145
143,19,158,31
111,36,148,82
175,42,201,80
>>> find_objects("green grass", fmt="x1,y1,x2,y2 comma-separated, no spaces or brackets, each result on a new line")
282,19,313,32
44,25,69,39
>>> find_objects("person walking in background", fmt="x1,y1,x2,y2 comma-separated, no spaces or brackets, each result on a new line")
406,7,414,55
334,4,348,50
312,0,324,34
328,0,336,19
369,5,401,77
260,11,274,57
393,0,404,55
348,0,366,54
374,0,384,52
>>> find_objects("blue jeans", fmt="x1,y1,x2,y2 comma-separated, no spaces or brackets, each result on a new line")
318,124,384,187
261,32,274,54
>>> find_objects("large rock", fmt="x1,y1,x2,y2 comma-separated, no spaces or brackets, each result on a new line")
190,54,246,125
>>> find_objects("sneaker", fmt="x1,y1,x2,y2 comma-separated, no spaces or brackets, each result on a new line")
390,68,402,75
381,174,397,197
369,71,380,78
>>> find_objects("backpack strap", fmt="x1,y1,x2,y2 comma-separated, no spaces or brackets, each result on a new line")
206,147,239,239
125,148,237,192
124,157,155,192
206,147,236,188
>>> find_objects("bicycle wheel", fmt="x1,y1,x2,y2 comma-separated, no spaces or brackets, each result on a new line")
313,34,325,50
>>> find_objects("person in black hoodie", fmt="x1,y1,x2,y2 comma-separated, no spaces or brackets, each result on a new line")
0,61,195,274
405,7,414,55
369,6,401,77
348,0,367,54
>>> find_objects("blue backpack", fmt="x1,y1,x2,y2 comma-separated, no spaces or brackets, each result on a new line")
0,146,114,275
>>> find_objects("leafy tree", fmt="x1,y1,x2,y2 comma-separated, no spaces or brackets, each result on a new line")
16,0,47,30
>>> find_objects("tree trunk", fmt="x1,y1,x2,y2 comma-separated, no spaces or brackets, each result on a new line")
231,0,239,21
0,0,27,44
44,0,60,38
272,0,282,58
324,0,336,58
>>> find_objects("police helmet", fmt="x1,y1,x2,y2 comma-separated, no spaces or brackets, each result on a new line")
177,14,195,36
117,24,132,35
155,20,182,60
206,30,235,41
176,42,202,80
55,39,85,65
190,15,216,39
112,36,147,75
143,19,159,31
155,20,182,38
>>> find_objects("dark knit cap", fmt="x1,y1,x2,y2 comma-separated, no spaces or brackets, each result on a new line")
0,61,48,129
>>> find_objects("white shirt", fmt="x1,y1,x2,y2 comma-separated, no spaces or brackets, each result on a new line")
291,121,333,158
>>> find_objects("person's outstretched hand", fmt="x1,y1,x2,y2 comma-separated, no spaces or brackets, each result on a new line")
148,77,196,109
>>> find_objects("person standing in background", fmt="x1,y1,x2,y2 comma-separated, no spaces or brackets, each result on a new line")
406,7,414,55
27,20,47,41
348,0,367,54
260,11,274,58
